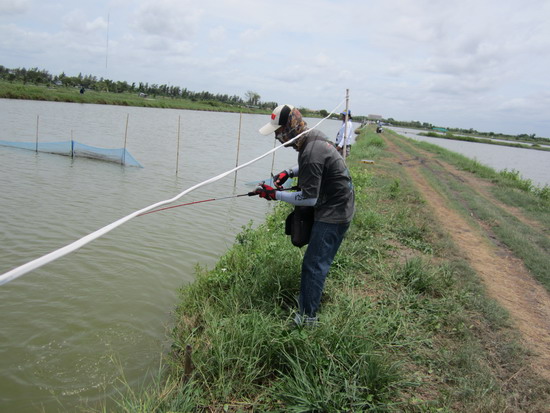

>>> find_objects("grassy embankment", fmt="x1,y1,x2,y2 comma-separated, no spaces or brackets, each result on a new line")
0,80,268,114
385,128,550,292
418,131,550,152
110,126,549,412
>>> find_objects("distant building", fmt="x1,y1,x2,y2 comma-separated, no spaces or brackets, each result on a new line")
367,114,383,120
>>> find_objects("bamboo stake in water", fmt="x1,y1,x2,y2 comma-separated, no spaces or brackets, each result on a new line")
176,115,182,175
233,112,242,187
123,113,129,165
35,115,39,153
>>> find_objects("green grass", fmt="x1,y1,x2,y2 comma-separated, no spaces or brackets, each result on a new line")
107,127,550,412
424,165,550,291
385,129,550,292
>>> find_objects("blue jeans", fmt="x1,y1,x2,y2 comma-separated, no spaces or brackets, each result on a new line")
298,220,350,318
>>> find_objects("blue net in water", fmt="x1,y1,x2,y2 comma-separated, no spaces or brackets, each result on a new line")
0,140,142,167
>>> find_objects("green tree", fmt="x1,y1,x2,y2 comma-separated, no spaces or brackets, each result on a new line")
245,90,260,106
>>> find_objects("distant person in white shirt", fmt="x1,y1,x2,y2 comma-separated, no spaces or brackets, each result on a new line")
335,110,354,157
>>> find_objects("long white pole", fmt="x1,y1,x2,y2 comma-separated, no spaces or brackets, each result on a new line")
343,89,350,163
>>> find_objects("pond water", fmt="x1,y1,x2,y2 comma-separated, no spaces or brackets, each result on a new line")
0,98,348,412
389,126,550,187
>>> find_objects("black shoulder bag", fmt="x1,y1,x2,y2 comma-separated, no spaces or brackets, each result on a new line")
285,206,314,248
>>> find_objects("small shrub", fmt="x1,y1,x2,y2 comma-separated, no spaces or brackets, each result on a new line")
367,135,385,147
534,184,550,201
395,257,453,297
389,179,400,199
396,224,433,254
499,168,533,192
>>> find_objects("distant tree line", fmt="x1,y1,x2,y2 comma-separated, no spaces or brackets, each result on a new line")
0,66,357,119
0,65,278,110
5,66,542,140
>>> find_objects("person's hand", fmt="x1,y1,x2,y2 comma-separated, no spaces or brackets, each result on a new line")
273,170,290,189
251,183,277,200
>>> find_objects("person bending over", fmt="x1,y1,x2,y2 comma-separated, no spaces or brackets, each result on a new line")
253,104,355,326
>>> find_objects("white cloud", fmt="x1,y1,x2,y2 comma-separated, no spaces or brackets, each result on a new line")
0,23,43,56
133,0,202,40
0,0,30,15
498,92,550,116
1,0,550,137
208,26,226,43
312,53,331,68
62,10,107,34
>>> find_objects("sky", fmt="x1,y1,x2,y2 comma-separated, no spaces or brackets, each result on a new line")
1,0,550,138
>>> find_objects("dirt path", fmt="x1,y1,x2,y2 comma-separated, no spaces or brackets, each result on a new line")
383,133,550,382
